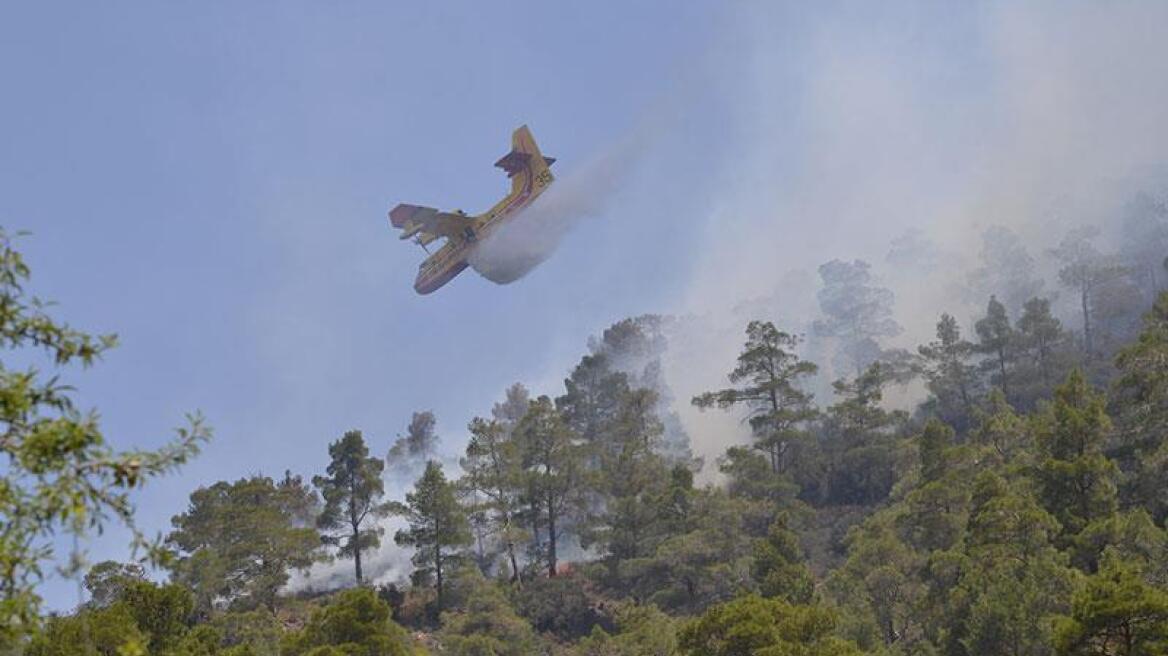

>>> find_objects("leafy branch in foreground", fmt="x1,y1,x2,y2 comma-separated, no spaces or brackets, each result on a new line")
0,228,209,641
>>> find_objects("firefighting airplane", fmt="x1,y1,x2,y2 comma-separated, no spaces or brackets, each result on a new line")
388,125,556,294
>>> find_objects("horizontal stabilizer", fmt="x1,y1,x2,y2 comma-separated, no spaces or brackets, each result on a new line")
493,153,556,177
389,203,438,229
493,151,529,177
494,125,555,179
389,203,472,243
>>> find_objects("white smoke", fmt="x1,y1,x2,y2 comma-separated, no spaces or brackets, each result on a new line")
467,130,647,284
283,518,412,594
644,1,1168,470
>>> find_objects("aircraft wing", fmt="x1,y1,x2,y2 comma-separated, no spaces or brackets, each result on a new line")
389,203,472,245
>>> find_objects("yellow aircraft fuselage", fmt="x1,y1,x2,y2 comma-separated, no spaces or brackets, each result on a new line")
405,126,555,294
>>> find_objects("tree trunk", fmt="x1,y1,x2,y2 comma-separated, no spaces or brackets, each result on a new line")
997,347,1010,402
1081,283,1093,356
768,386,781,474
262,559,277,612
501,505,522,585
353,529,364,584
350,476,363,584
474,524,486,569
547,497,558,577
507,541,522,586
1037,337,1050,386
435,540,443,612
958,379,972,420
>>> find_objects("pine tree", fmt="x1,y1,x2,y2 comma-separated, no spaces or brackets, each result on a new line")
585,387,675,593
814,259,902,376
313,430,390,584
514,396,581,577
693,321,818,476
918,313,979,430
900,419,968,553
918,419,953,485
1119,192,1168,296
957,471,1074,656
394,461,471,613
1113,293,1168,524
1054,549,1168,655
492,382,531,427
460,416,526,583
1033,370,1119,541
1018,298,1067,384
967,225,1046,315
822,363,907,506
970,388,1028,462
1050,227,1128,357
1113,293,1168,448
387,411,439,479
752,513,814,604
82,561,146,609
167,475,324,611
678,594,862,656
975,295,1017,402
556,353,629,447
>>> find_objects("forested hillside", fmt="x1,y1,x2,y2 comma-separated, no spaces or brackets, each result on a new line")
5,200,1168,655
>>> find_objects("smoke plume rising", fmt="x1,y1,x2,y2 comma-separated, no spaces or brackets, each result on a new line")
648,2,1168,470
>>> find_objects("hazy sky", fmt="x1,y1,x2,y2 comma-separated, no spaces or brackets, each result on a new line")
4,2,1166,609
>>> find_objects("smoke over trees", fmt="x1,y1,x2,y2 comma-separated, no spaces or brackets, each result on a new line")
813,259,902,377
387,411,440,480
967,226,1046,316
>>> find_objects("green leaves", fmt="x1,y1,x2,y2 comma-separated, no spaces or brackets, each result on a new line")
1033,370,1119,539
0,229,208,641
438,571,540,655
678,594,862,656
166,474,326,612
1054,550,1168,655
918,313,980,431
282,587,414,656
752,513,814,605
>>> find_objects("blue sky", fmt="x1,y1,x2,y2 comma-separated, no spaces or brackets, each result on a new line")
7,1,1165,609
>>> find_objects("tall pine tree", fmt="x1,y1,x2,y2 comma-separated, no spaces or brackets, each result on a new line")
693,321,818,476
313,430,390,584
394,461,470,613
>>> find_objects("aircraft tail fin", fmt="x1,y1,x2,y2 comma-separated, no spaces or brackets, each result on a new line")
494,125,555,191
